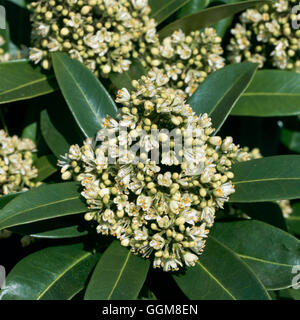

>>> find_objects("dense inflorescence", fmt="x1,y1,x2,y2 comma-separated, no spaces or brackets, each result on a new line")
58,68,251,271
28,0,225,94
227,0,300,71
0,130,39,195
28,0,157,75
0,130,40,241
146,28,225,96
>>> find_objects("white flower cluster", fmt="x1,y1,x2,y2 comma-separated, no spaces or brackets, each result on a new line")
146,28,225,96
28,0,225,94
0,130,39,195
28,0,157,75
58,69,249,271
226,1,300,71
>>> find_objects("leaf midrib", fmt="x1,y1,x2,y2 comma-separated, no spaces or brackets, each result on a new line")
54,57,103,134
195,260,237,300
234,177,300,185
151,0,191,22
243,92,300,97
158,0,268,37
0,74,55,97
209,66,253,119
37,251,92,300
238,253,296,268
107,251,131,300
0,195,82,227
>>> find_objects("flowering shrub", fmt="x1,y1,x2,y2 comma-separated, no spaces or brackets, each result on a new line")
147,28,225,95
28,0,157,74
0,0,300,302
227,0,300,71
58,69,243,270
0,130,38,195
28,0,225,94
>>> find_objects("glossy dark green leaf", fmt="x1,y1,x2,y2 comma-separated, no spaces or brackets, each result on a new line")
0,192,24,210
109,59,146,91
276,288,300,300
173,236,270,300
40,92,85,158
8,214,89,239
31,225,88,239
34,155,58,182
214,16,234,37
158,0,270,39
22,121,37,142
236,202,287,231
149,0,192,24
174,0,209,19
232,71,300,117
0,243,99,300
211,220,300,290
0,60,57,104
211,0,242,37
0,182,86,230
288,288,300,300
40,109,71,158
188,62,258,132
231,156,300,202
52,52,117,138
84,241,150,300
281,127,300,153
286,202,300,235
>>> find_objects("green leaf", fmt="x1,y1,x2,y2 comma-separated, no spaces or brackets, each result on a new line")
188,62,258,132
211,220,300,290
281,127,300,154
8,214,89,239
52,52,117,138
232,70,300,117
211,0,243,37
231,155,300,202
109,59,146,91
149,0,192,24
0,243,99,300
173,236,270,300
174,0,210,19
0,60,57,104
288,288,300,300
40,93,85,158
0,182,86,230
84,241,150,300
0,192,24,210
286,202,300,235
40,109,71,158
236,202,287,231
22,121,37,142
34,155,58,182
21,103,41,143
158,1,270,39
30,225,88,239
